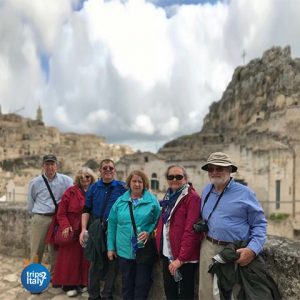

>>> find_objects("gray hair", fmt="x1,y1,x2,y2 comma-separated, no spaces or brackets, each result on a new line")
165,164,188,180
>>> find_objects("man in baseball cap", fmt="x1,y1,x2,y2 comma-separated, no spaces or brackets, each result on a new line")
42,154,58,163
27,154,73,281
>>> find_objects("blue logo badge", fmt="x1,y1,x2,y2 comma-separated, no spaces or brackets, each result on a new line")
21,263,50,294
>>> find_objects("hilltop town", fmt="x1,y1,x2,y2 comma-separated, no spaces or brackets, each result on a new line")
0,107,134,201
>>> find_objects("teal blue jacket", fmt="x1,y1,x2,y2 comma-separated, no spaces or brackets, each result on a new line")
107,190,161,259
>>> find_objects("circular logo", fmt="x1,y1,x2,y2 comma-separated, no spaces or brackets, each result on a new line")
21,263,50,294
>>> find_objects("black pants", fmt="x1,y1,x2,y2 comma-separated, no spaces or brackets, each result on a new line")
88,259,118,300
118,256,153,300
162,256,198,300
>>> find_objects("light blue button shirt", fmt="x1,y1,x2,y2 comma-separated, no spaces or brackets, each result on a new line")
201,179,267,255
27,173,73,215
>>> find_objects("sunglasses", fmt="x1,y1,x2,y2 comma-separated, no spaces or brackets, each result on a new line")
207,166,226,173
167,174,184,181
102,166,114,171
81,175,91,180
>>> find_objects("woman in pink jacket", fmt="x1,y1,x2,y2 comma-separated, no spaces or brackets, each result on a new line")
156,165,203,300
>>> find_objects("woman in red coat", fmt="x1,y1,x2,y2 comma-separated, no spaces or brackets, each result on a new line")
156,165,203,300
51,167,96,297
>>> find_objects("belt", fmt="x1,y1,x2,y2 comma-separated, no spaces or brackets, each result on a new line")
35,212,55,217
206,236,229,246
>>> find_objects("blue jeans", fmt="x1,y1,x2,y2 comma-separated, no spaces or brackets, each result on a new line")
118,256,153,300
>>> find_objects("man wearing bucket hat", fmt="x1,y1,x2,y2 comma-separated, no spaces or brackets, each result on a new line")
198,152,267,300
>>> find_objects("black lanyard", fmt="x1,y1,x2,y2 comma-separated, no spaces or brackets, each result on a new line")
202,177,232,222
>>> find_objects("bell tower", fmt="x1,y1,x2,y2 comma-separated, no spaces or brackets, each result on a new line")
36,104,43,124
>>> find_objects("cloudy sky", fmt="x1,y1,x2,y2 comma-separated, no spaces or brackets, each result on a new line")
1,0,300,152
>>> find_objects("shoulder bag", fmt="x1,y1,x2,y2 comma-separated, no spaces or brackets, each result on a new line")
128,201,157,265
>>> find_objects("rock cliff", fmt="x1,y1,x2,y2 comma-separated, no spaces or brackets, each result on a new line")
159,46,300,160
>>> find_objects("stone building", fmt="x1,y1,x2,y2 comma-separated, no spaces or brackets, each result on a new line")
115,151,205,199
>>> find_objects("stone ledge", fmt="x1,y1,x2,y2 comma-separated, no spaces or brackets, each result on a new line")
1,207,299,299
263,235,300,299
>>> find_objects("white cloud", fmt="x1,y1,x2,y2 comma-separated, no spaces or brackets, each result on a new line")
131,114,155,135
55,106,69,125
8,0,73,52
159,116,179,135
84,0,174,89
1,0,300,152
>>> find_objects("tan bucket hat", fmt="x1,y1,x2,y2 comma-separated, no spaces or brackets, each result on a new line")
201,152,238,173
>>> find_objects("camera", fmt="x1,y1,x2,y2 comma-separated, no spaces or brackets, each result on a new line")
193,219,209,233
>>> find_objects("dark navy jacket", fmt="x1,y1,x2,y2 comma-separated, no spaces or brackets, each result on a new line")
84,179,126,220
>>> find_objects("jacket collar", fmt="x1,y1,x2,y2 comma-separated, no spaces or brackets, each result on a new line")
167,184,189,221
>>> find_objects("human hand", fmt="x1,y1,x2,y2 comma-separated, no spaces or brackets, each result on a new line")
236,247,255,266
107,251,117,261
168,259,183,276
62,226,73,238
79,230,85,246
137,231,149,244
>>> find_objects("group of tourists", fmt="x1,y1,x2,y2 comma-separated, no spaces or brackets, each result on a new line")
27,152,281,300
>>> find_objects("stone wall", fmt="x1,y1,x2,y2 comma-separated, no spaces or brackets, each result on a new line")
0,205,30,257
263,235,300,299
0,206,299,299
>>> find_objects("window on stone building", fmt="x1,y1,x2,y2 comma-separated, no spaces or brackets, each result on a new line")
276,180,281,209
144,156,149,163
151,173,159,191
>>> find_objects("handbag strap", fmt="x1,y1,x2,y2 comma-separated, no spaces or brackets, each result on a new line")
42,174,58,211
128,201,138,237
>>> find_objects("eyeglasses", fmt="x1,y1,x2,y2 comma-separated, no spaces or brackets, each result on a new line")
207,166,226,173
167,174,184,181
81,175,91,180
102,166,114,171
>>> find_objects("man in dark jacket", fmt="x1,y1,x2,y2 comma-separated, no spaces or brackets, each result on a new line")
79,159,126,300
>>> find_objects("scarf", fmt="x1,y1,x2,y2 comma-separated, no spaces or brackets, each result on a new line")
160,184,187,224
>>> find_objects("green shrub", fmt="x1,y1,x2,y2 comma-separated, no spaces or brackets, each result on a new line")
269,212,290,221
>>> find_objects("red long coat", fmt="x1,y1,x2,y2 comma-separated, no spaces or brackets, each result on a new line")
156,186,203,262
51,184,89,286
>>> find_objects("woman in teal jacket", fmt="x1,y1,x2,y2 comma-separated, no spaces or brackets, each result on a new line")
107,170,161,300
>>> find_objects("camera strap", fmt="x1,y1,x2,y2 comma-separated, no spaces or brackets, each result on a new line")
42,174,58,212
202,177,232,222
